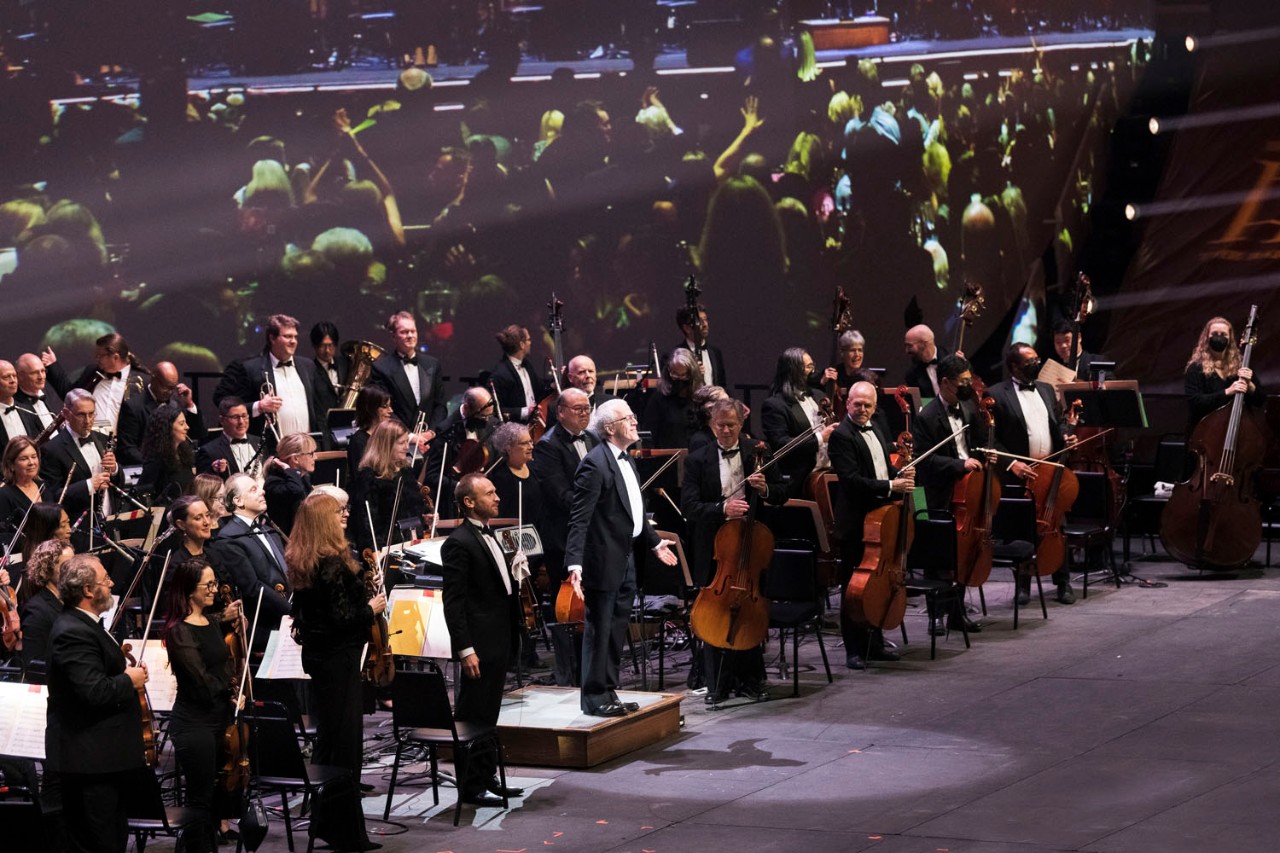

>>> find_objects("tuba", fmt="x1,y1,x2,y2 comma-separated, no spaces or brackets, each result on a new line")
338,340,384,408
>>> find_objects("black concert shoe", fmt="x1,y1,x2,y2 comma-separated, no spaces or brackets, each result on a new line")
587,702,629,717
1056,583,1076,605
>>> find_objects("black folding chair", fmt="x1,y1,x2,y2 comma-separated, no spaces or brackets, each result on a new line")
126,767,205,852
904,509,971,659
763,540,833,697
382,658,510,826
992,497,1045,628
1066,471,1122,597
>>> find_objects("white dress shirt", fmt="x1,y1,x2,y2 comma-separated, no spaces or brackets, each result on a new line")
458,518,512,661
717,444,746,503
93,364,129,430
1015,385,1053,460
799,395,830,469
856,423,890,482
270,354,310,437
0,399,26,440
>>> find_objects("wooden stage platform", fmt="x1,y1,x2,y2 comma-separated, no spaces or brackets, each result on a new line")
497,686,683,769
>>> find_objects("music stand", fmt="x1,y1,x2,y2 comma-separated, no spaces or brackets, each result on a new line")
1058,380,1148,430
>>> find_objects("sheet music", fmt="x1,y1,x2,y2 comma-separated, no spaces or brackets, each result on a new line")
139,639,178,713
0,682,48,759
257,616,310,680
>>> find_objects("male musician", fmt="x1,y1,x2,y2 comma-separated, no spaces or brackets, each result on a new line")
761,348,836,497
115,362,206,466
989,342,1077,605
369,310,446,429
15,352,59,428
674,304,727,388
911,354,991,633
39,389,119,520
828,382,915,669
46,553,149,853
533,388,598,594
310,320,350,414
565,399,678,717
1051,320,1104,378
903,324,943,398
196,397,262,478
45,332,148,432
489,324,546,423
681,398,785,704
208,474,291,648
213,314,324,446
440,474,525,807
566,355,600,403
0,359,41,445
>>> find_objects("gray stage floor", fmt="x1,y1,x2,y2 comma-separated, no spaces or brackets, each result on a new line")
219,547,1280,852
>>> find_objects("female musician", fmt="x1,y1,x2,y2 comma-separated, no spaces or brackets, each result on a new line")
170,495,216,560
21,501,70,564
761,348,836,497
346,385,392,481
138,400,197,503
17,539,69,678
640,349,704,449
265,432,316,534
349,419,426,552
287,492,385,853
817,330,866,396
488,422,544,531
193,473,229,532
162,556,241,851
0,436,45,523
1184,316,1265,434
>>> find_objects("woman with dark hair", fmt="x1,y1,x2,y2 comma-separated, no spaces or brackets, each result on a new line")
138,401,197,503
265,432,316,534
346,384,392,481
1184,316,1265,434
0,436,46,524
21,501,70,564
761,348,835,497
287,492,384,853
640,349,705,449
349,419,426,552
162,555,241,851
168,495,216,561
17,539,71,678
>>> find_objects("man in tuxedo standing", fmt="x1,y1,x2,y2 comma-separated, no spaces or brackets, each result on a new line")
213,314,324,448
828,382,915,670
440,474,525,808
674,304,727,388
38,389,119,520
369,310,446,429
310,321,350,415
903,324,943,398
208,473,291,649
46,553,149,853
0,359,41,445
532,389,597,594
564,399,677,717
15,352,59,428
489,324,546,423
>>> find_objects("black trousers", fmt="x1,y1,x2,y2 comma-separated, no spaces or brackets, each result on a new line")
453,647,508,796
169,710,229,853
580,558,635,713
61,768,142,853
702,644,766,698
304,646,368,847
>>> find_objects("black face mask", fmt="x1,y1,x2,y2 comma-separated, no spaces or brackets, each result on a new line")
1020,359,1042,381
955,384,976,402
1208,334,1229,353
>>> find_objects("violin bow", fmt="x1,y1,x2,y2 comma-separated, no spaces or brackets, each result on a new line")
430,444,448,539
639,451,683,491
235,588,265,721
0,501,35,571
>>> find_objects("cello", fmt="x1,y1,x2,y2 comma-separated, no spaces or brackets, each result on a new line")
843,433,913,632
123,552,171,768
1024,457,1078,579
952,395,1001,588
1161,305,1267,570
689,445,773,651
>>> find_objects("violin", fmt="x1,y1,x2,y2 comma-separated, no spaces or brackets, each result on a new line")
0,574,20,653
360,548,395,687
1161,305,1266,569
451,438,489,478
218,584,252,797
124,552,171,768
843,426,912,631
952,395,1001,587
689,444,773,651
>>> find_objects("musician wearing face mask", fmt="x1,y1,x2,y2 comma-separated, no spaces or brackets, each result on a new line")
988,343,1076,605
1184,316,1264,435
425,386,501,517
911,355,991,513
640,349,703,449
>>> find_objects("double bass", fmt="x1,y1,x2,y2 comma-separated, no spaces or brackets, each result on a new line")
952,395,1001,588
820,286,854,420
844,430,914,632
690,446,772,650
529,293,566,446
1161,305,1267,570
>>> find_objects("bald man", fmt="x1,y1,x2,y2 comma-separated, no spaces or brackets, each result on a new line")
116,361,207,465
0,359,41,445
903,324,944,398
14,352,58,428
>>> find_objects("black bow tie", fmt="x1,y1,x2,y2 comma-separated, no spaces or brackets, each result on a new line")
853,422,875,433
1017,381,1037,392
276,360,293,369
102,371,123,380
720,446,740,458
3,405,15,415
570,433,586,443
401,354,418,366
947,404,962,418
78,436,96,447
230,438,250,445
926,358,938,366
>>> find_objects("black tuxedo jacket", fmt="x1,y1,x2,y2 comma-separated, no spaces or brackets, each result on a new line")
312,352,352,414
213,353,325,438
38,428,121,518
680,436,786,586
987,379,1067,467
440,521,520,663
46,360,149,399
195,432,262,478
13,389,59,428
116,391,208,466
18,586,62,677
208,514,292,637
565,441,662,592
671,340,727,388
424,411,500,517
911,396,991,512
0,401,41,446
904,360,941,398
532,424,598,557
369,350,445,429
828,417,901,564
45,607,146,773
760,391,826,497
488,356,547,423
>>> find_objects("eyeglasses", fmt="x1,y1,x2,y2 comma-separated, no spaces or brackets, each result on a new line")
225,414,250,421
565,405,592,414
609,414,638,425
94,577,114,589
201,581,219,590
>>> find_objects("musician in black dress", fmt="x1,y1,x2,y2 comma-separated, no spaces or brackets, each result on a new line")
161,556,241,852
349,419,427,552
1184,316,1265,434
488,423,545,531
0,436,46,524
264,432,316,535
17,539,70,680
818,329,866,397
137,400,197,504
346,385,393,482
287,492,385,853
21,502,70,564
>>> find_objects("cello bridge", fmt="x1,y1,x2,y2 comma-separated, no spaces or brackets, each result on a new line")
1209,472,1235,487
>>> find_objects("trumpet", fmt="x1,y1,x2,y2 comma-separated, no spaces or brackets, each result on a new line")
260,380,282,445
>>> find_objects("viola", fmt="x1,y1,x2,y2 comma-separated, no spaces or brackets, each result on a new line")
122,641,159,767
1161,305,1266,569
451,439,489,478
952,395,1001,587
689,445,773,651
0,579,21,653
843,426,912,631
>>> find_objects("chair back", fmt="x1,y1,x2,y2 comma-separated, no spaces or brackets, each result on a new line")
993,497,1037,543
1068,471,1111,525
762,540,819,604
242,700,312,781
391,659,458,737
906,509,957,579
0,785,45,849
1153,434,1187,483
125,766,167,822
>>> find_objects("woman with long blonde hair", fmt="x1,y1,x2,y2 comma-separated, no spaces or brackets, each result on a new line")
1184,316,1264,432
349,419,426,551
